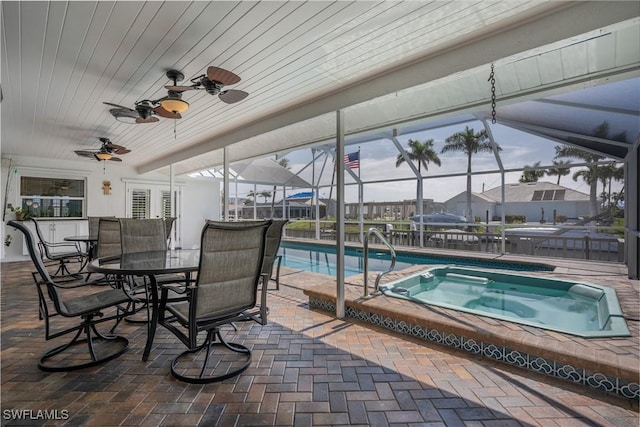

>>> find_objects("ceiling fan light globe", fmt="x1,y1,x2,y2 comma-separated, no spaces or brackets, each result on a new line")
160,97,189,113
96,152,112,161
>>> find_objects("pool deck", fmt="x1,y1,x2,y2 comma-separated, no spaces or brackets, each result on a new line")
292,239,639,399
2,245,638,425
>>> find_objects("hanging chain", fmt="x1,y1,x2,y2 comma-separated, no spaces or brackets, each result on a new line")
488,63,497,124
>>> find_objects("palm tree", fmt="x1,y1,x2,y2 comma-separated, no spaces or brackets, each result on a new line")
546,160,571,185
440,126,501,221
259,190,272,203
554,145,603,219
598,163,624,213
395,138,441,173
395,139,441,219
519,161,545,183
554,120,624,219
271,157,290,217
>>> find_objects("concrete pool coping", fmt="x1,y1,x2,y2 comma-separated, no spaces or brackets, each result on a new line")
288,240,639,399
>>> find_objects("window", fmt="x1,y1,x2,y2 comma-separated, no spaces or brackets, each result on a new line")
131,189,151,219
19,176,85,218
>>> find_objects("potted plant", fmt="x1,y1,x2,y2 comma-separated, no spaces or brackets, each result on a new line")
11,207,31,221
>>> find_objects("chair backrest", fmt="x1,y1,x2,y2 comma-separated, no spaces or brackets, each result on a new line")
119,218,167,254
96,218,121,258
30,218,57,259
262,219,288,276
9,220,52,282
163,217,176,241
31,218,50,244
88,216,115,240
195,220,271,320
7,220,66,313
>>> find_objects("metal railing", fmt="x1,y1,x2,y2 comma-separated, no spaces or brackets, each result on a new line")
363,227,396,297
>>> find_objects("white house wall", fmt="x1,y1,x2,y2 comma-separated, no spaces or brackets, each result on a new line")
497,201,590,223
1,155,219,260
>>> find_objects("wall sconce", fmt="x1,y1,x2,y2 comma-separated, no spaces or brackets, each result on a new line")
102,181,112,195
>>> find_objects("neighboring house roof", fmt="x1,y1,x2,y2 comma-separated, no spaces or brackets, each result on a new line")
446,191,495,204
482,182,589,203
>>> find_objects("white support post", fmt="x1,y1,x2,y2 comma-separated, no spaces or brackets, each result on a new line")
223,147,230,221
481,119,506,254
336,110,345,319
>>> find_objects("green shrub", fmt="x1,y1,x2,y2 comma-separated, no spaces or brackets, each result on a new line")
505,215,526,224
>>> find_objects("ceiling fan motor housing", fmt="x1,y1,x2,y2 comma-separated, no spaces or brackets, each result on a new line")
135,101,154,119
202,78,223,95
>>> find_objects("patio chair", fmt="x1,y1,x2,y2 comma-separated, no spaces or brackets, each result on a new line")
163,217,176,247
31,218,86,277
159,220,271,383
263,219,288,290
119,218,188,322
7,220,133,372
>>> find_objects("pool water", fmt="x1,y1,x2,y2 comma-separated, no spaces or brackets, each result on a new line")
278,242,552,276
379,266,630,338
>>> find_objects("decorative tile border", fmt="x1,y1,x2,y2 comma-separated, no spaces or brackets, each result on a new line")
309,297,640,401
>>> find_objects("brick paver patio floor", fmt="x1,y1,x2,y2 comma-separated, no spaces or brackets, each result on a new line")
1,258,638,426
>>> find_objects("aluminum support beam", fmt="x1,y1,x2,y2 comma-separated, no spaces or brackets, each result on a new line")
336,110,345,319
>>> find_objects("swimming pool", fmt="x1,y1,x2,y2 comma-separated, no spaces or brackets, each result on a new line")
278,241,553,276
379,266,630,338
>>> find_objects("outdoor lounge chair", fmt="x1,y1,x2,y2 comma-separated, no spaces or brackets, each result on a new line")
159,220,271,383
8,220,133,372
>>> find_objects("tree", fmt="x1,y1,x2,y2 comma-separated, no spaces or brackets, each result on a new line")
554,145,602,218
259,190,272,203
271,157,290,217
440,126,501,221
546,160,571,185
554,122,618,219
395,138,441,173
597,163,624,213
519,161,545,183
395,139,441,222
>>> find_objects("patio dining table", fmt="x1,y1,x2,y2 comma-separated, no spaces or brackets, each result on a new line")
87,249,200,361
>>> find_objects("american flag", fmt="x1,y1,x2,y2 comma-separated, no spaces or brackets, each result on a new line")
344,151,360,169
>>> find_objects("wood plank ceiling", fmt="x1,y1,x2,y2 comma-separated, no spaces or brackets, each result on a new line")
1,1,637,175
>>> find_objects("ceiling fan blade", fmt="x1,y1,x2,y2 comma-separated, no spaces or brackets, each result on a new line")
136,116,160,124
103,101,134,112
107,157,123,162
154,106,182,119
219,89,248,104
74,150,97,158
105,143,130,155
165,85,196,92
207,66,241,85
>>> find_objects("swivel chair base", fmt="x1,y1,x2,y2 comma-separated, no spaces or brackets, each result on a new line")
170,329,251,384
39,324,128,372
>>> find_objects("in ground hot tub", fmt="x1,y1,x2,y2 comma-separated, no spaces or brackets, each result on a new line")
379,266,630,338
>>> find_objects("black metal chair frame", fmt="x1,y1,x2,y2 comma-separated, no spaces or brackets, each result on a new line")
263,219,289,290
30,218,87,277
8,220,135,372
159,220,271,383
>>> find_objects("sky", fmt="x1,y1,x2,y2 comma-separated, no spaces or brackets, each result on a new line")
227,119,624,205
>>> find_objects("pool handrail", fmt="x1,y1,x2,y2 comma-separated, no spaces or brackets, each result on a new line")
364,227,397,296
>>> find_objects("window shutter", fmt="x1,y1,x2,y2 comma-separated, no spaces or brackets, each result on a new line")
131,189,150,219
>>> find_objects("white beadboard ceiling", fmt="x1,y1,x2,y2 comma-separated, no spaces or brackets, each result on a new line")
1,1,638,176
